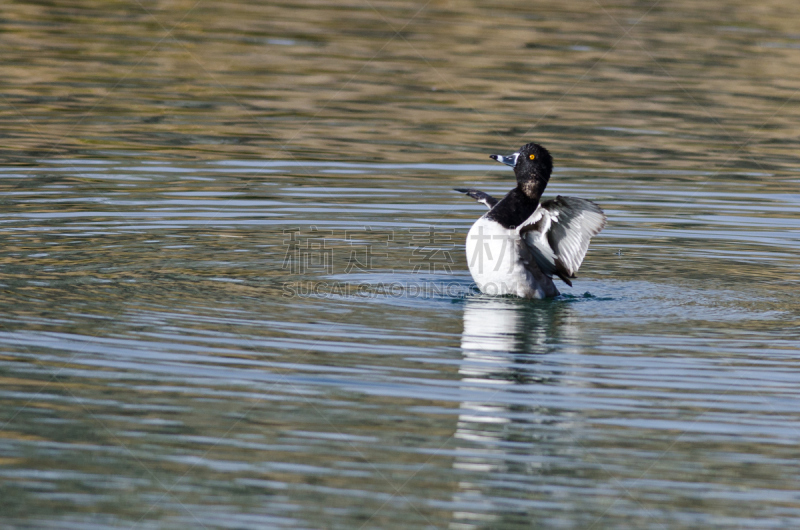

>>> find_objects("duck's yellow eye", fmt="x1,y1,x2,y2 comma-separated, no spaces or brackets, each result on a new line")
529,154,535,160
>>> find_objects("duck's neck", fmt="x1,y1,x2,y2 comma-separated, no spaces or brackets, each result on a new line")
486,187,539,229
519,180,543,201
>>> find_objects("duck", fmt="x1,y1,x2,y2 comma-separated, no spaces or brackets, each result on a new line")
455,142,606,299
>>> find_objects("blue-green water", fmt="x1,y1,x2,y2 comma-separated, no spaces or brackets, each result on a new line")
1,1,799,529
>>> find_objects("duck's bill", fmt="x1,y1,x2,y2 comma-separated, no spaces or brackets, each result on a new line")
489,152,519,167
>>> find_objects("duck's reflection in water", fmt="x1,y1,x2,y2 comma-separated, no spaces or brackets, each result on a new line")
451,296,582,529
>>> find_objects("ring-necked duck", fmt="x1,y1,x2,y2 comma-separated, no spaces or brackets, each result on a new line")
455,142,606,298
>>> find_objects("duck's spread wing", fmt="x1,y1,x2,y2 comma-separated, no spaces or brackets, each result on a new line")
454,188,499,209
518,196,606,286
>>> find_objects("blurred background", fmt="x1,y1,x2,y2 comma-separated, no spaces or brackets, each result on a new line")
3,0,799,166
0,1,799,529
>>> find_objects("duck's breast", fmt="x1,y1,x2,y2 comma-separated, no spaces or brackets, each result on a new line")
465,217,550,297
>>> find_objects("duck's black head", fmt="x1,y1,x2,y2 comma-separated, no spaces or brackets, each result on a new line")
490,142,553,200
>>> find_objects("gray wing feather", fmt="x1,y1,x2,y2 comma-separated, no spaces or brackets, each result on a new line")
454,188,499,209
519,196,606,284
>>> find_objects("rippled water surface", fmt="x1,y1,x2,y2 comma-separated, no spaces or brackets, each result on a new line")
1,1,800,528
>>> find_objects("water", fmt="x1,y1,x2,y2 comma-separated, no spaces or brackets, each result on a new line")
1,1,800,528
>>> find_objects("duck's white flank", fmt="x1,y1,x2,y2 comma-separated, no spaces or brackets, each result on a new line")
466,217,559,299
